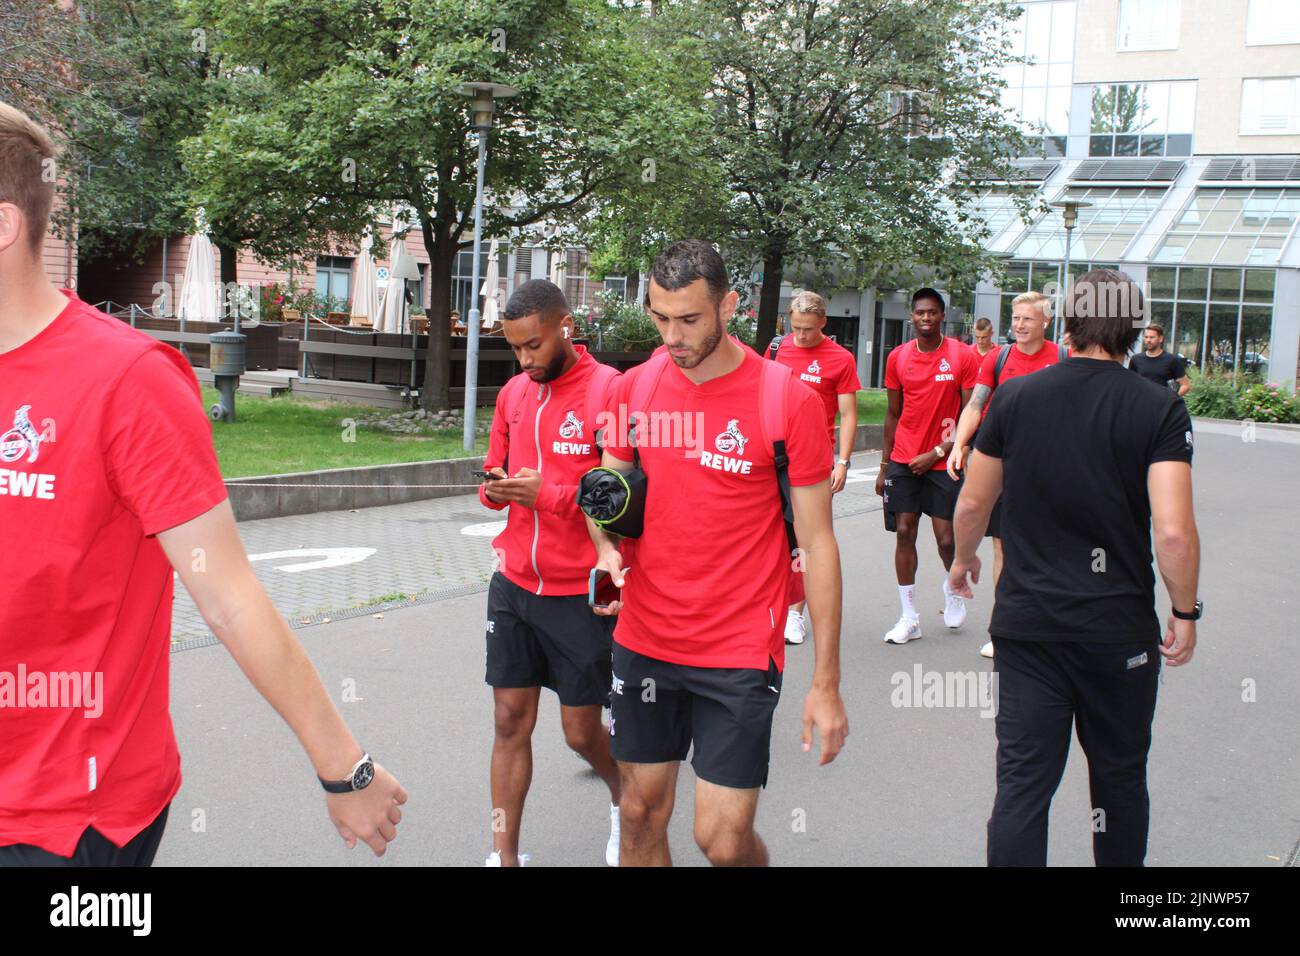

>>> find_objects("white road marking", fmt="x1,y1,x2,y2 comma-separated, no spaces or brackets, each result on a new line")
246,547,377,573
461,520,508,537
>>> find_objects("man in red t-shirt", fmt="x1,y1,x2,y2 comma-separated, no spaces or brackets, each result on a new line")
0,102,406,865
971,317,996,363
588,241,847,867
875,288,979,645
766,290,861,646
947,291,1067,658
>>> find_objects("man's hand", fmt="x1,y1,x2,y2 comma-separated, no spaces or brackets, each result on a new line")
908,450,940,476
1159,616,1196,667
948,555,981,599
591,545,629,617
482,466,508,504
874,467,886,497
801,683,848,765
830,462,848,494
946,445,969,482
326,762,409,856
486,467,542,508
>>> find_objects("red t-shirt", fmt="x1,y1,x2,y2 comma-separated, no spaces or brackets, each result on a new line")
884,337,979,471
605,347,827,671
0,292,228,857
770,336,861,444
975,343,1067,421
970,343,996,365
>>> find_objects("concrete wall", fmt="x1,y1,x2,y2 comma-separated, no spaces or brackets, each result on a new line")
1073,0,1300,155
227,424,887,521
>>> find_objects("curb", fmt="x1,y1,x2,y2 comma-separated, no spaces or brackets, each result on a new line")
225,423,886,521
1193,416,1300,432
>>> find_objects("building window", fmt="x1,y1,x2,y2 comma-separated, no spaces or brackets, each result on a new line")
1148,266,1275,376
1010,187,1167,261
1085,81,1195,157
887,91,941,138
999,0,1076,158
1117,0,1180,52
603,276,627,301
565,248,593,310
451,248,491,318
1241,78,1300,135
944,187,1040,245
1155,188,1300,266
315,256,353,307
1246,0,1300,47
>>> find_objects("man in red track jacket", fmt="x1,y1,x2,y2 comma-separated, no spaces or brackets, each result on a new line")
477,279,623,866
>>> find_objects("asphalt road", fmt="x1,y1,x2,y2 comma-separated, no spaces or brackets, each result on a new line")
155,423,1300,866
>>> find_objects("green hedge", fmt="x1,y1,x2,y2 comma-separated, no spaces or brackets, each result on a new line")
1185,369,1300,423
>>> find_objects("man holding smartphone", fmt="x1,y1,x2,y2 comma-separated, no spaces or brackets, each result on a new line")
477,279,622,866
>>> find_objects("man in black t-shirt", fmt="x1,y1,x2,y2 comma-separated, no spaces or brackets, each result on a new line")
1128,324,1191,397
949,270,1202,867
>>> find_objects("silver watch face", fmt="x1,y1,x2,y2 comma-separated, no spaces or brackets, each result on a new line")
353,760,375,791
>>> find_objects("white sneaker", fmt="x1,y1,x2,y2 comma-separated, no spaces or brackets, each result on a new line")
485,849,530,867
884,616,922,644
942,581,967,629
606,803,620,867
979,640,994,659
784,609,806,645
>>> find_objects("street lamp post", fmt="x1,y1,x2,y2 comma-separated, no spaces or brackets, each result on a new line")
459,82,518,452
1049,199,1091,345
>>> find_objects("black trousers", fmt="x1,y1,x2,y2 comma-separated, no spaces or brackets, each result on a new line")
987,638,1160,867
0,803,170,867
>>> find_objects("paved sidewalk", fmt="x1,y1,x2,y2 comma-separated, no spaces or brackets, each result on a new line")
173,462,887,644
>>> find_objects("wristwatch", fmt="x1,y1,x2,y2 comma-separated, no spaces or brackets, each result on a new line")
932,445,946,458
319,752,376,793
836,458,851,469
1171,601,1203,621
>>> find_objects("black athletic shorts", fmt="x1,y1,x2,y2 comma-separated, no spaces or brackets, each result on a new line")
882,461,961,520
986,496,1002,538
0,803,170,867
485,572,614,707
608,642,783,790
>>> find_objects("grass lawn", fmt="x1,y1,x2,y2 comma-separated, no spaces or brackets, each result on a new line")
201,387,489,478
856,389,887,424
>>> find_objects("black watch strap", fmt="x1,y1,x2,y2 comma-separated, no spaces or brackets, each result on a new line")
319,752,374,793
1171,601,1202,621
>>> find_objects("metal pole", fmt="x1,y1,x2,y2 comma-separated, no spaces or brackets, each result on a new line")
462,129,488,451
1059,223,1072,345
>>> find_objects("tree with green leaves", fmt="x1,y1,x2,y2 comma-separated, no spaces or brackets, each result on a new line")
586,0,1032,348
182,0,693,410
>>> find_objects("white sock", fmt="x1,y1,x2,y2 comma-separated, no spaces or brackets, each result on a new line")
943,577,955,599
898,585,917,620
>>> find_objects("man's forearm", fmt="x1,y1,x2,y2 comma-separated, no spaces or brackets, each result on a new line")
953,497,992,563
210,583,362,780
1155,523,1201,610
838,411,857,462
881,415,897,462
953,404,980,454
585,514,620,557
802,529,842,689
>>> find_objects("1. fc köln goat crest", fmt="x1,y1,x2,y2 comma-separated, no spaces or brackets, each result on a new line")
559,410,584,440
0,404,45,464
714,419,749,455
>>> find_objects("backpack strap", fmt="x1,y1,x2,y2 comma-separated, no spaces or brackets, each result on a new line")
766,334,785,361
992,344,1013,388
585,361,620,451
626,351,673,469
495,372,533,473
758,360,798,556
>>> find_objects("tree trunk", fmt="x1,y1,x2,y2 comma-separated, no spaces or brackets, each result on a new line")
217,242,238,294
755,250,785,350
419,217,454,412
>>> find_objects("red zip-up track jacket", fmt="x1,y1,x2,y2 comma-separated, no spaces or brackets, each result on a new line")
478,346,620,596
